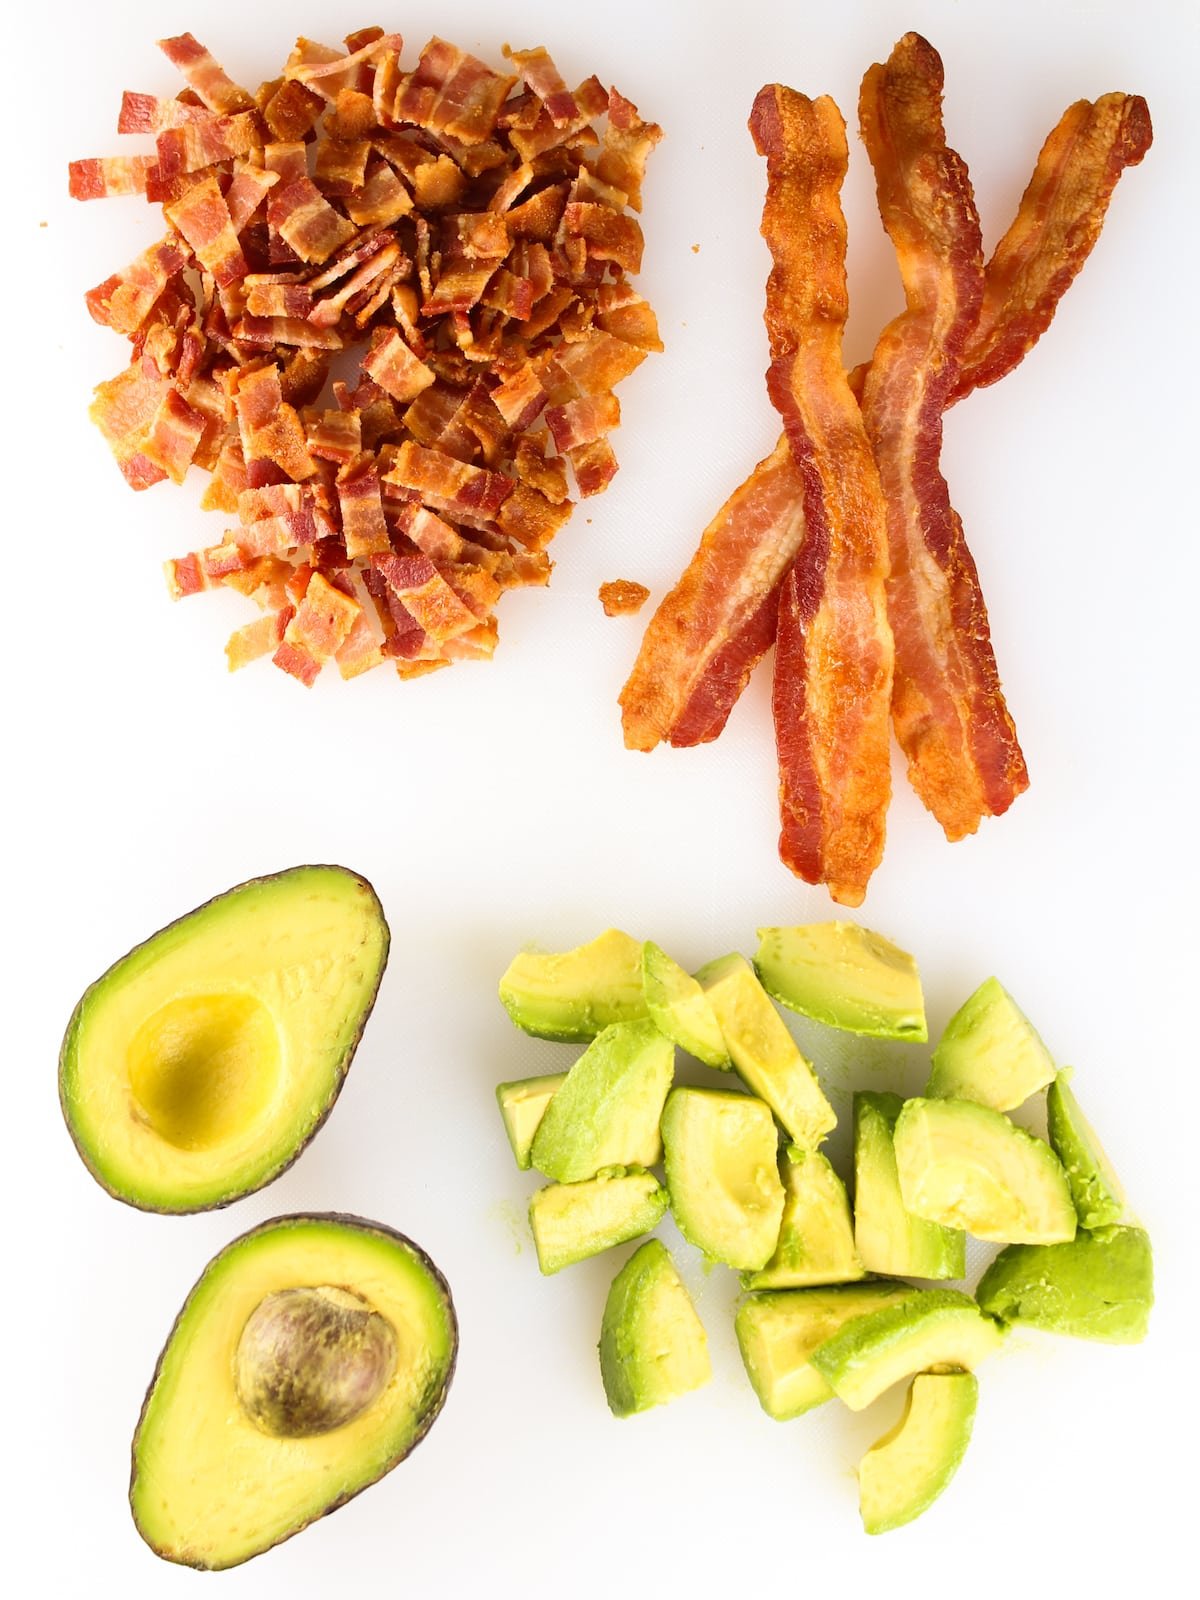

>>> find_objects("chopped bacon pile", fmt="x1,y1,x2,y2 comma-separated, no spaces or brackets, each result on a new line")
620,34,1150,904
73,31,662,685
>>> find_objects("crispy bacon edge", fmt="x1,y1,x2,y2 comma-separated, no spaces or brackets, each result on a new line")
858,32,1027,842
750,84,893,906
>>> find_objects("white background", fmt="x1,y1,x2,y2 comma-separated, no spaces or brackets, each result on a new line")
7,0,1199,1593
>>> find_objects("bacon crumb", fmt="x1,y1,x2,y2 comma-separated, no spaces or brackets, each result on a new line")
75,31,660,682
599,580,649,617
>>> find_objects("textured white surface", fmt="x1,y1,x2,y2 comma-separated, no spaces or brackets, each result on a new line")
8,0,1198,1593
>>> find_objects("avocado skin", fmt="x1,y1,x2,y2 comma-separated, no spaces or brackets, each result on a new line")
130,1213,457,1570
975,1226,1153,1343
59,865,390,1214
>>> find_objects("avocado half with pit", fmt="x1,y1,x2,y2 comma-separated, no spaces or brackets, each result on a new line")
131,1213,457,1569
59,865,390,1212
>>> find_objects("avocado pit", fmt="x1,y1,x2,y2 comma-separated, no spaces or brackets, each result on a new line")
234,1286,399,1438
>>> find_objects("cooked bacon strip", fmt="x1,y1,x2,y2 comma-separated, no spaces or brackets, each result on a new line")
859,33,1027,840
155,112,261,183
594,90,663,213
225,162,278,231
384,441,513,521
749,83,893,906
337,455,390,557
391,39,516,145
545,393,619,453
273,569,361,685
141,387,207,483
362,327,435,402
226,607,292,670
271,176,357,264
86,236,185,335
953,92,1152,401
118,91,211,133
285,32,402,102
69,156,156,200
504,45,579,127
166,175,247,287
621,436,807,749
90,366,172,489
373,552,482,645
158,34,255,114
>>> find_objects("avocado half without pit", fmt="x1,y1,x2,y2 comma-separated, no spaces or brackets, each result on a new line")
132,1214,458,1569
59,865,390,1212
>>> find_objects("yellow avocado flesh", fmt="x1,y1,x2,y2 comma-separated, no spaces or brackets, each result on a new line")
60,867,388,1212
754,924,927,1041
811,1290,1004,1411
662,1088,786,1271
131,1216,456,1570
927,978,1055,1111
859,1372,978,1534
529,1170,668,1274
498,929,648,1041
743,1148,865,1290
496,1074,567,1170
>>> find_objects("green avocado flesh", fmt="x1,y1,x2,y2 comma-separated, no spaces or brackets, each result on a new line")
976,1225,1153,1343
642,941,730,1068
498,929,648,1041
853,1093,964,1279
529,1170,668,1274
735,1283,916,1420
811,1289,1005,1411
599,1239,711,1416
894,1098,1077,1245
530,1020,674,1183
496,1074,567,1170
698,954,836,1148
927,977,1055,1111
859,1372,978,1535
131,1215,456,1570
754,924,927,1041
662,1087,785,1270
743,1146,864,1290
1046,1072,1126,1229
60,866,390,1214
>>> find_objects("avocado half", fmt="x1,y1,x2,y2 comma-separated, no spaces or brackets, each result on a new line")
59,865,390,1213
131,1213,458,1569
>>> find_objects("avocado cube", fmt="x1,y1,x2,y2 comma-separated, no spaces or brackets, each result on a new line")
600,1240,711,1416
530,1020,674,1184
926,977,1056,1111
754,923,927,1040
743,1146,865,1290
641,941,730,1068
498,930,649,1042
1046,1071,1127,1230
528,1171,668,1275
697,954,836,1148
859,1371,978,1535
661,1087,786,1271
976,1225,1153,1343
853,1092,964,1279
496,1074,567,1170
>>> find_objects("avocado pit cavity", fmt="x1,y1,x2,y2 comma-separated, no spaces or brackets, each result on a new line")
127,992,282,1151
234,1286,398,1437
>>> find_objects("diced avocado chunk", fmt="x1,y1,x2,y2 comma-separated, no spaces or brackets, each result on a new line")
926,977,1055,1111
811,1288,1005,1411
1046,1071,1126,1229
530,1021,674,1183
697,954,836,1148
496,1074,567,1170
853,1093,965,1280
661,1087,785,1271
498,930,648,1042
859,1372,978,1535
894,1098,1076,1245
743,1146,864,1290
528,1170,668,1275
641,941,730,1068
735,1282,916,1421
755,924,927,1041
976,1225,1153,1343
599,1240,711,1415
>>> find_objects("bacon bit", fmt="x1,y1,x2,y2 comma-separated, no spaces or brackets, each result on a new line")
599,580,649,617
858,35,1027,842
753,85,895,908
75,31,659,682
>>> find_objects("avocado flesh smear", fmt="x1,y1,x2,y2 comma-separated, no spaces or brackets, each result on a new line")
927,977,1056,1112
131,1215,456,1570
530,1020,674,1183
1046,1072,1126,1229
698,954,836,1148
736,1283,917,1420
894,1098,1077,1245
859,1372,978,1534
854,1093,964,1279
529,1170,668,1274
59,865,389,1213
662,1087,786,1271
600,1239,711,1416
810,1289,1005,1411
743,1146,865,1290
498,929,648,1042
976,1225,1153,1343
755,923,927,1040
